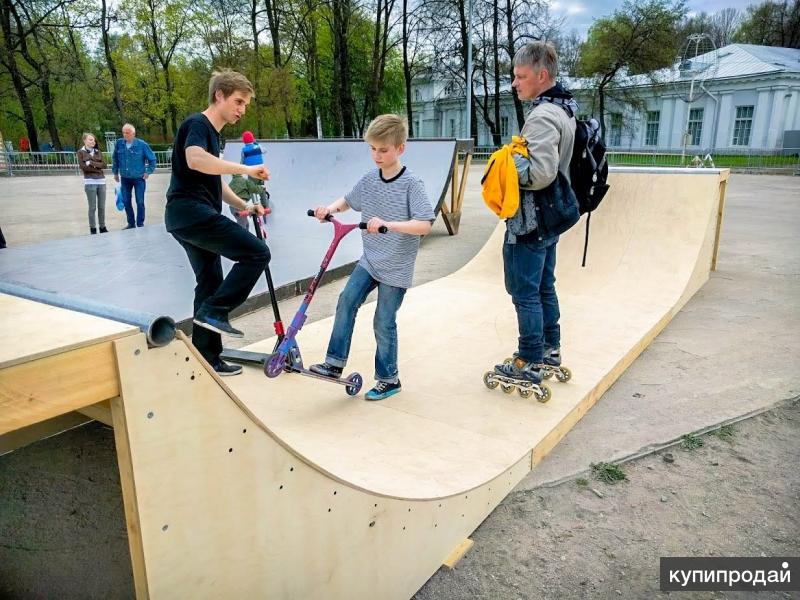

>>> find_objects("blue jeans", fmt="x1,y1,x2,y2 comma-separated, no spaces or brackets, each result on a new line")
121,176,146,227
326,264,406,383
503,236,561,363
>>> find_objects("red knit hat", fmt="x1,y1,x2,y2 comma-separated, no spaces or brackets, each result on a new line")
242,131,255,144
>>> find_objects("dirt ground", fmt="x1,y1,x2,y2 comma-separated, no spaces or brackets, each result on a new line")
415,399,800,600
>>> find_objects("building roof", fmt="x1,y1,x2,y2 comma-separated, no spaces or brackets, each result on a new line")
422,44,800,103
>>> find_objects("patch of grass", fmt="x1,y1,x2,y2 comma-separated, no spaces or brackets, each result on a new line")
681,433,705,450
575,477,589,487
713,424,736,442
591,462,627,484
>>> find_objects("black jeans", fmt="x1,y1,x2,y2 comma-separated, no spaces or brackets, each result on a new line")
171,214,270,364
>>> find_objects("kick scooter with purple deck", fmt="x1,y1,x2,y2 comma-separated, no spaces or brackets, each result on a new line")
261,210,386,396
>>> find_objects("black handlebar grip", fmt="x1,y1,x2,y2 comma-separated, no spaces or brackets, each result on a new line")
359,223,388,233
307,209,332,221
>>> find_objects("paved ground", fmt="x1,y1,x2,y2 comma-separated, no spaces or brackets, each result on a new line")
0,172,798,598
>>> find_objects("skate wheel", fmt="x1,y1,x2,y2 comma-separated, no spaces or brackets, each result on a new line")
483,371,499,390
503,357,513,365
535,384,552,403
345,373,363,396
518,387,534,399
264,353,285,378
556,367,572,383
542,369,554,380
500,383,515,394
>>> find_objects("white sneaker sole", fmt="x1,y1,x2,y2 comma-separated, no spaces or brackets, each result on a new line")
193,318,244,338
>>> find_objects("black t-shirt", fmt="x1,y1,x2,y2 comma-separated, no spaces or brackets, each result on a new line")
165,113,223,231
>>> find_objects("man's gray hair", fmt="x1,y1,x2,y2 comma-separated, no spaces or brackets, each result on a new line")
514,41,559,80
122,123,136,133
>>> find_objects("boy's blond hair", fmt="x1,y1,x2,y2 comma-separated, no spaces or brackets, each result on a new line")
364,114,408,147
208,70,255,105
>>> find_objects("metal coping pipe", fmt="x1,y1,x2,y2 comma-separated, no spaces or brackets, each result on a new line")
0,282,176,347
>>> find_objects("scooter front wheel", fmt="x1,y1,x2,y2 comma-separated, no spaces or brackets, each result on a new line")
264,352,287,378
345,372,363,396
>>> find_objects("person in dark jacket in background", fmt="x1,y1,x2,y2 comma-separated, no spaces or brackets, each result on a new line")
112,123,156,229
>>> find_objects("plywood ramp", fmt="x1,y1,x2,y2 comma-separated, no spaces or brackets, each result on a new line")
0,295,137,435
112,168,728,598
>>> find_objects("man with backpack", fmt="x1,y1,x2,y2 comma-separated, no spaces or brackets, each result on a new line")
492,40,577,392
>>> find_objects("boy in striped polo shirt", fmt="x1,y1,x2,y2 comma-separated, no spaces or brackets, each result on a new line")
310,114,435,401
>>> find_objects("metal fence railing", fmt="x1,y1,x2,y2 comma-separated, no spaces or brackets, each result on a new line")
471,146,800,174
2,147,798,176
0,150,172,176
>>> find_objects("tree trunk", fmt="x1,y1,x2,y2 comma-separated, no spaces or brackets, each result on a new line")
492,0,501,145
505,0,524,129
39,65,63,150
0,3,40,151
163,64,178,136
250,0,263,136
331,0,354,136
402,0,413,136
101,0,125,122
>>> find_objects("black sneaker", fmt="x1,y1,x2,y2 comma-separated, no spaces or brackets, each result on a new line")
365,380,402,401
123,224,136,230
99,226,108,233
212,360,242,377
309,362,343,379
193,311,244,338
90,227,97,234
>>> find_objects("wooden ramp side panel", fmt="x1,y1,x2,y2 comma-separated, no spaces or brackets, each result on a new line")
113,333,530,599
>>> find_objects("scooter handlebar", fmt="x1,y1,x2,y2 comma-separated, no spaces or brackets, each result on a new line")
358,222,388,234
307,209,387,233
238,207,272,217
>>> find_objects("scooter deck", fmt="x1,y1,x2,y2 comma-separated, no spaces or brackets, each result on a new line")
220,348,271,366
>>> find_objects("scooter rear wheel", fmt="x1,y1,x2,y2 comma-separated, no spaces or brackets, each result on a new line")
345,373,363,396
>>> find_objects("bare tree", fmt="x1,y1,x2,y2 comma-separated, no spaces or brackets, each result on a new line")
100,0,126,121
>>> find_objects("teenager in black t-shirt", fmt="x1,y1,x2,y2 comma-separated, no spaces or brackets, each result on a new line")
166,70,270,376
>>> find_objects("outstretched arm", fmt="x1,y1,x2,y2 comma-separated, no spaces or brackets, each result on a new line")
186,145,270,180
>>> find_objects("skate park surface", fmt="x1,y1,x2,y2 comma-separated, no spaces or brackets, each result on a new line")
0,139,459,323
3,165,796,600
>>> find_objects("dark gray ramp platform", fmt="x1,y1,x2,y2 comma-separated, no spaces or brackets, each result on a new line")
0,140,458,326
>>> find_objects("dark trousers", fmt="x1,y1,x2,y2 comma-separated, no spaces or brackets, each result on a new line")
121,176,146,227
0,225,6,248
502,238,561,363
171,214,270,365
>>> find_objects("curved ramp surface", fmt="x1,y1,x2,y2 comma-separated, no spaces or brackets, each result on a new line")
108,168,728,598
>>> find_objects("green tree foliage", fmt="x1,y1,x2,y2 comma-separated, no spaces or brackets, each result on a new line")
577,0,687,138
734,0,799,48
0,0,407,147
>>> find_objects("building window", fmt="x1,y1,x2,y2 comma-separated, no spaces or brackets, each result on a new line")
732,105,754,146
500,116,509,137
609,113,622,146
449,118,456,137
687,108,704,146
414,89,421,102
645,111,660,146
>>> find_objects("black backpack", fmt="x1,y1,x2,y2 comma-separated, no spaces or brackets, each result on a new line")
536,97,611,266
570,117,610,266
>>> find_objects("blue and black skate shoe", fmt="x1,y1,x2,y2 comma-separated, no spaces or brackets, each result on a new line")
365,380,402,401
542,346,562,367
309,362,343,379
494,357,543,384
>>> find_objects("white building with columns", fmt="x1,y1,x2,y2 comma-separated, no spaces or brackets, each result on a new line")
411,44,800,153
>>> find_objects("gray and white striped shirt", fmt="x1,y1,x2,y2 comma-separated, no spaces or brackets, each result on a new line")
345,167,434,289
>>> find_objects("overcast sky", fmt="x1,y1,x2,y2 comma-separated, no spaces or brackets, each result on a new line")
553,0,758,38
